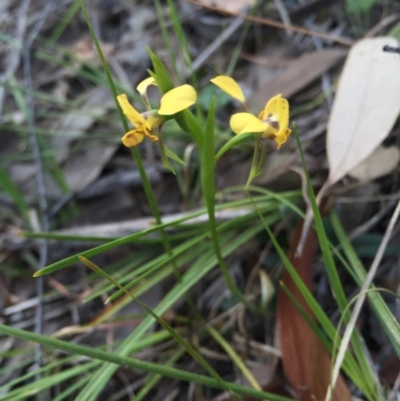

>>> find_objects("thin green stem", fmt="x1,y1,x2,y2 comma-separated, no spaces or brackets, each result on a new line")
79,1,198,315
202,98,256,313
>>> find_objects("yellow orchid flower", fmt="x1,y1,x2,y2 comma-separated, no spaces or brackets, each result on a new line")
117,94,160,147
117,80,197,148
211,75,291,149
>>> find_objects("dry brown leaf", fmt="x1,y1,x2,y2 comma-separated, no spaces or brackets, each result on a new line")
54,207,252,237
195,0,255,13
278,221,352,401
297,38,400,255
349,145,400,182
327,37,400,185
53,87,115,163
60,139,117,193
240,52,292,67
248,49,347,111
9,87,117,199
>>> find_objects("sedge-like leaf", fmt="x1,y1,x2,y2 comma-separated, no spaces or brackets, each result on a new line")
147,48,174,94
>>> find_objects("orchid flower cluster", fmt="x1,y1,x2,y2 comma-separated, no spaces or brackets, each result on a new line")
117,52,291,179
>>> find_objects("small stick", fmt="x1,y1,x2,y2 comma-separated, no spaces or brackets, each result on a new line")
182,0,355,46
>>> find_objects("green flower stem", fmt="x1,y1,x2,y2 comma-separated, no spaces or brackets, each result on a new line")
130,149,180,272
130,149,200,316
80,2,180,277
202,99,256,313
139,52,201,289
79,1,201,320
0,324,293,401
245,139,266,188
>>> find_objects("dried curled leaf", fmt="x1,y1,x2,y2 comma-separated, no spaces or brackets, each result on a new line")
327,37,400,185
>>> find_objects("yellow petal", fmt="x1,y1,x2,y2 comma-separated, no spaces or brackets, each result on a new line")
144,131,159,142
259,94,290,137
210,75,246,104
136,77,157,95
117,94,147,128
230,112,267,135
158,85,197,115
121,129,146,148
274,128,292,149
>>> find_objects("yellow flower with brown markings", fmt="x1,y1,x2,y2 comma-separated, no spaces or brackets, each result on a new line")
117,78,197,148
117,94,160,147
211,75,291,149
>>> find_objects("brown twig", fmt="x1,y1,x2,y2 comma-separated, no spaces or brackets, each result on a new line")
364,13,400,38
181,0,355,46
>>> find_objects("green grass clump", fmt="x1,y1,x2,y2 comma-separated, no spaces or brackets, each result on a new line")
0,1,399,400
